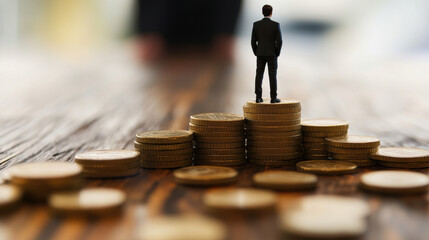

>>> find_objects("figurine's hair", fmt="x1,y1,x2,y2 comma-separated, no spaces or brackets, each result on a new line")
262,5,272,16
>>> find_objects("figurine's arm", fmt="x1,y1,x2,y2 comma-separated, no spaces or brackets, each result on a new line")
275,23,283,56
251,24,258,56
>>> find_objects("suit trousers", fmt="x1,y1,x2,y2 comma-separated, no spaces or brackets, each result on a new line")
254,56,277,99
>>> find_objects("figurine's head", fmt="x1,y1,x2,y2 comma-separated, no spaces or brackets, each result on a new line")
262,5,272,18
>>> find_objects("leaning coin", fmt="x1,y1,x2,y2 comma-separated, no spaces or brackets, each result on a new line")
360,170,429,194
253,171,317,190
174,166,238,186
296,160,357,175
136,130,193,144
203,188,277,212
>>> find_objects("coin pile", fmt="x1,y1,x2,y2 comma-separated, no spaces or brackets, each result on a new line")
360,170,429,194
174,166,238,186
301,118,348,160
371,147,429,168
325,135,380,167
49,188,125,216
135,130,194,169
252,170,317,191
190,113,245,166
281,195,370,239
0,185,22,214
8,162,82,201
75,150,140,178
243,99,302,166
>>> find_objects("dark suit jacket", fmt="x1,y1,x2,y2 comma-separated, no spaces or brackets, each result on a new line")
251,18,282,57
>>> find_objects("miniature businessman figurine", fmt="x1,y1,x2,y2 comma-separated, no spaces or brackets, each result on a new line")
251,5,282,103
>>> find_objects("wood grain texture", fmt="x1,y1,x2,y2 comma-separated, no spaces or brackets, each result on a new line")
0,46,428,240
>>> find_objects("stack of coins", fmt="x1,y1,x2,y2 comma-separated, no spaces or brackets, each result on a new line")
325,135,380,167
135,130,194,169
301,118,348,160
190,113,245,166
252,171,317,191
74,150,140,178
8,162,82,201
371,147,429,168
243,99,302,166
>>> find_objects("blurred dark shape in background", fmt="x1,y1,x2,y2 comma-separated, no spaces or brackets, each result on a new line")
133,0,242,62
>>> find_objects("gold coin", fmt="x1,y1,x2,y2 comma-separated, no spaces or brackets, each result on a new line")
327,146,378,154
303,154,328,160
246,140,301,148
360,170,429,194
140,159,192,169
49,188,125,215
325,135,380,148
370,147,429,163
174,166,238,186
246,99,300,108
243,104,301,114
194,159,245,167
301,118,349,132
247,153,302,160
302,137,325,143
195,154,244,161
190,113,244,126
329,153,371,160
203,188,277,211
195,136,245,143
303,143,326,149
253,171,317,190
247,146,301,155
140,154,193,162
136,130,193,144
137,215,226,240
74,150,139,165
302,131,347,138
246,119,301,126
377,161,429,169
195,148,244,155
192,131,244,137
196,142,244,149
134,141,193,151
246,130,301,137
83,168,140,178
246,124,301,132
246,135,302,143
189,124,244,132
0,185,22,212
244,112,301,121
141,148,193,156
304,149,328,155
281,195,370,239
248,159,298,166
8,162,82,182
296,160,357,175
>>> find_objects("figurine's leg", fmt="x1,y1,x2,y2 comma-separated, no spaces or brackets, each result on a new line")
255,57,266,98
267,57,278,100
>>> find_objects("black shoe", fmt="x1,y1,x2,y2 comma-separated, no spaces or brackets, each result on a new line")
270,98,281,103
256,97,263,103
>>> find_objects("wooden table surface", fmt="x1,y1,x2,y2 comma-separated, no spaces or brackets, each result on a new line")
0,45,428,240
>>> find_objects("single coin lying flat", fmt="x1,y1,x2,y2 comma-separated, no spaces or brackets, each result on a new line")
174,166,238,186
203,188,277,211
253,171,317,190
360,170,429,194
296,160,357,175
137,215,226,240
75,150,139,164
49,188,126,215
371,147,429,162
281,195,370,239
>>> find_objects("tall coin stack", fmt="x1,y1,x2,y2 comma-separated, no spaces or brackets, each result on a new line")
243,99,302,166
190,113,246,166
134,130,194,169
301,119,348,160
325,135,380,167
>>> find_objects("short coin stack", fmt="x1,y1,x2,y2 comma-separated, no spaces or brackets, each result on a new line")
190,113,245,166
8,162,82,201
325,135,380,167
371,147,429,168
74,150,140,178
301,118,348,160
243,99,302,166
135,130,194,169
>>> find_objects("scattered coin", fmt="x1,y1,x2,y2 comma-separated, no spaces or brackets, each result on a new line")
360,170,429,194
0,185,22,213
136,130,193,144
49,188,125,216
174,166,238,186
190,113,244,126
325,135,380,148
296,160,357,175
203,188,277,211
371,147,429,163
253,171,317,190
137,215,226,240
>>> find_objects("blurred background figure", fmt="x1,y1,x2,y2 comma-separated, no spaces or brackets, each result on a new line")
134,0,242,62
